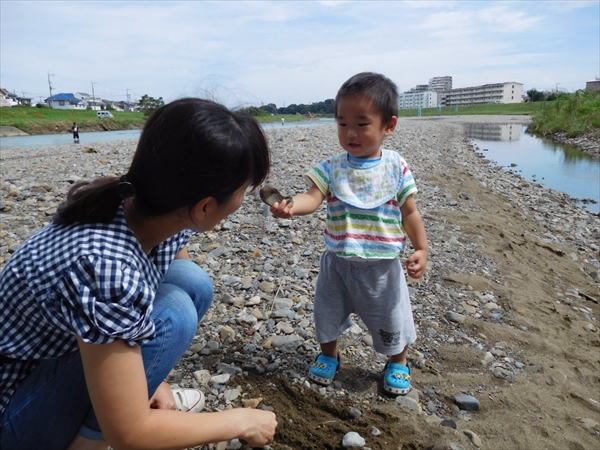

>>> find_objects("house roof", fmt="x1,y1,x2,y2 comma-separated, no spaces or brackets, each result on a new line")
45,93,82,102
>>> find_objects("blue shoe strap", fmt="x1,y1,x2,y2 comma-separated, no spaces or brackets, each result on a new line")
386,362,410,374
316,354,339,368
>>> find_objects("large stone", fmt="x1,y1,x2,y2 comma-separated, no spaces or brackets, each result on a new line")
454,394,481,411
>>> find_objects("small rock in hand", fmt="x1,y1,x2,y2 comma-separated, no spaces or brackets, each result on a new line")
259,185,293,207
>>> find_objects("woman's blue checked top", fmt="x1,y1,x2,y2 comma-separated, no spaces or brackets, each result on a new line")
0,202,193,415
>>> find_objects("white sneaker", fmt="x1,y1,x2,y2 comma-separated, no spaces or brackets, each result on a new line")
172,388,205,413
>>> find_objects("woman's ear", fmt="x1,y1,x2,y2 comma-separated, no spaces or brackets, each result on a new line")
190,197,218,229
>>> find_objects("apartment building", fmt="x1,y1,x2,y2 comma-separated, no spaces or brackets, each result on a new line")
398,91,438,109
586,79,600,92
445,82,523,106
429,76,452,91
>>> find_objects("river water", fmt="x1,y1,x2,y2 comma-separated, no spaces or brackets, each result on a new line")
0,119,336,149
466,123,599,214
1,119,598,214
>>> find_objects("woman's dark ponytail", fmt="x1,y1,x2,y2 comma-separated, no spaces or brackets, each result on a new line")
53,176,135,225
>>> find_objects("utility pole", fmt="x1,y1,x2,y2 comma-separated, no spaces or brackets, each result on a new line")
91,81,97,110
556,82,560,92
126,88,131,110
47,72,54,107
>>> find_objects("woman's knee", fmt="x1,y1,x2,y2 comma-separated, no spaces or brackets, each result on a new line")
156,284,200,337
165,260,214,318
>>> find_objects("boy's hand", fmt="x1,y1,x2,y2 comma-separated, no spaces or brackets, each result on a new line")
405,249,428,279
270,199,294,219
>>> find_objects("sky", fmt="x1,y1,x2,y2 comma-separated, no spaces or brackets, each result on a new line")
1,1,598,108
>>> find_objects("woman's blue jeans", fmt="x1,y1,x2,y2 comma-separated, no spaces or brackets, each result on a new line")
0,260,213,450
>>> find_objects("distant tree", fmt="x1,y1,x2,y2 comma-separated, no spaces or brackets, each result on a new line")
276,99,335,115
239,106,269,117
138,94,165,117
526,89,545,102
282,103,302,115
306,98,334,114
545,92,558,101
259,103,278,115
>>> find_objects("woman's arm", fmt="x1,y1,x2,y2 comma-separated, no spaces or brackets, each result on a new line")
174,247,189,260
270,184,325,218
78,338,277,450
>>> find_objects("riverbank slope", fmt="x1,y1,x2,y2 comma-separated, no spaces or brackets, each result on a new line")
0,117,598,449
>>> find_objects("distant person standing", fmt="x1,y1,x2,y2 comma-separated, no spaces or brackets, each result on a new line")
71,122,79,143
281,117,285,126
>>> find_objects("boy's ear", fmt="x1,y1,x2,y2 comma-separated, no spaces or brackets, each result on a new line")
384,116,398,136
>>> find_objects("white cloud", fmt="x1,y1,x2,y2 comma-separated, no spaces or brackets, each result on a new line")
477,6,542,32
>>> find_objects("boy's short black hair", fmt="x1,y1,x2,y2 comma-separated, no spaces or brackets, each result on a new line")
335,72,399,123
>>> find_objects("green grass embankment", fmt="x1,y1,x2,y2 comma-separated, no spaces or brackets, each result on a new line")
0,108,311,135
529,90,600,138
0,107,146,135
256,114,311,124
397,102,542,117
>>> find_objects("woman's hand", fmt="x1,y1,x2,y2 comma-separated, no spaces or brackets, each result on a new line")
236,408,278,448
149,382,176,410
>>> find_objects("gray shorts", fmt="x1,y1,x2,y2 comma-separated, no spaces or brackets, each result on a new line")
313,251,417,355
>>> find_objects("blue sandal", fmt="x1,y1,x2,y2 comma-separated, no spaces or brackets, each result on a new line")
308,353,340,386
383,361,411,395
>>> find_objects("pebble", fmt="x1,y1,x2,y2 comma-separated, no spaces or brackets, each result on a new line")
242,397,263,408
445,311,466,323
441,418,458,429
463,429,482,448
396,395,422,414
454,395,481,411
342,431,366,448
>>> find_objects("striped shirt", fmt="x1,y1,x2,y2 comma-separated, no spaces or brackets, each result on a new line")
0,203,192,415
306,150,417,259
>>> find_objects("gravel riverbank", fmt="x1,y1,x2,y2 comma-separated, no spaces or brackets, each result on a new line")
1,116,598,449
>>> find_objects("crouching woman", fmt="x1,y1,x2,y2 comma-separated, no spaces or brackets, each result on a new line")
0,98,277,449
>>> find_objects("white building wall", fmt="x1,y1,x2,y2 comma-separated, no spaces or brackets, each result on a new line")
501,83,523,103
48,100,85,110
75,92,103,110
399,91,438,109
445,82,523,106
429,76,452,91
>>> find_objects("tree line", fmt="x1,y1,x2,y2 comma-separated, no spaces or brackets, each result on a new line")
241,99,335,117
137,89,591,118
526,89,561,102
137,95,334,118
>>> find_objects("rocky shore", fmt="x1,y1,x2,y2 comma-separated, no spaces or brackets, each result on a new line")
1,117,598,449
543,129,600,159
